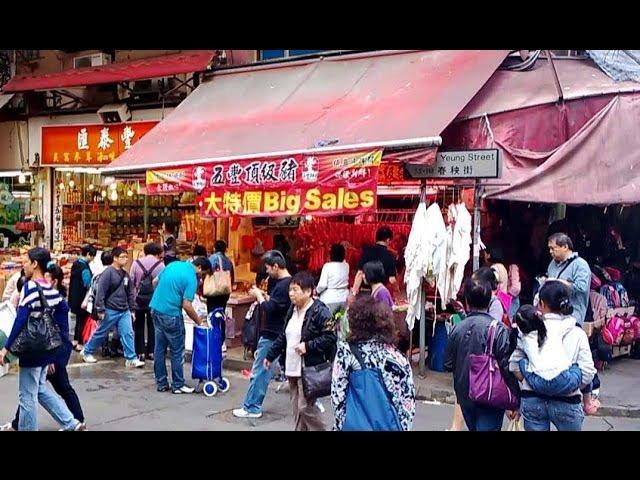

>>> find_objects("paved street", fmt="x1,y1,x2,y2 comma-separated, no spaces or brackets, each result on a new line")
1,356,639,431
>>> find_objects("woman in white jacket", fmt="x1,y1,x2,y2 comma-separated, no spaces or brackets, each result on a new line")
509,281,596,431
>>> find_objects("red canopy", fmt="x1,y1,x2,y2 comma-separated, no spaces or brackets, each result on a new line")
441,58,640,204
1,51,215,92
104,50,509,173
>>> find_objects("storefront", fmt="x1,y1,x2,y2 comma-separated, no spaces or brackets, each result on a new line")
102,49,510,356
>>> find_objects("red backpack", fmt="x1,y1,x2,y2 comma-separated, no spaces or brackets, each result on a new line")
601,315,625,346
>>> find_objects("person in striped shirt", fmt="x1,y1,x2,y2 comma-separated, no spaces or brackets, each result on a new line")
0,248,86,431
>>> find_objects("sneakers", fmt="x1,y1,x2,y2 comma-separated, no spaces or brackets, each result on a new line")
59,422,87,431
125,358,145,368
80,350,98,364
157,385,171,392
172,385,195,394
232,408,262,419
0,422,15,431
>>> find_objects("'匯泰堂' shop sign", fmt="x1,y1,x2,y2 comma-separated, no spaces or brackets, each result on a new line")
41,121,158,166
145,150,382,217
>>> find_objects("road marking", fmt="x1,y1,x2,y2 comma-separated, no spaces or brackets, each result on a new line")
67,360,117,369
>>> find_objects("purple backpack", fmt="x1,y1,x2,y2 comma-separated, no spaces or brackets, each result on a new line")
469,320,520,411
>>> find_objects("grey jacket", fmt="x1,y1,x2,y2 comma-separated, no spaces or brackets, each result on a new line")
546,252,591,325
94,266,136,313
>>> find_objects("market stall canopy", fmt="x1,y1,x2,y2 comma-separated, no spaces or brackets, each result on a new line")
457,58,640,120
0,51,215,92
485,94,640,205
440,56,640,204
103,50,509,173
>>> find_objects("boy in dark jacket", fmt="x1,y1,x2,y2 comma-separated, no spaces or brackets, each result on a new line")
445,276,518,431
80,247,144,368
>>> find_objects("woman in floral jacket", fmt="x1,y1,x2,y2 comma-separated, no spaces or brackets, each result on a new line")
331,296,416,430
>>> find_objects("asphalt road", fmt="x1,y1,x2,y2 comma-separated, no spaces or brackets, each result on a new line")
1,358,639,431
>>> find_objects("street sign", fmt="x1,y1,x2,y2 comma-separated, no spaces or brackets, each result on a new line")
404,149,500,179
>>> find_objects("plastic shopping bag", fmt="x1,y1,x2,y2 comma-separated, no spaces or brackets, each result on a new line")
82,316,98,344
506,418,524,431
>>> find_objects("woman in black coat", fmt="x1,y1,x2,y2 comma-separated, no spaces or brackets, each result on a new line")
264,271,336,431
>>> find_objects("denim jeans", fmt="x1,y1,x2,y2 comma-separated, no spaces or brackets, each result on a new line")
520,396,584,431
460,403,505,431
519,359,582,397
242,337,278,414
152,310,186,389
84,308,136,360
18,366,79,431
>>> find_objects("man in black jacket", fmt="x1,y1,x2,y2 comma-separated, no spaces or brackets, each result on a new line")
233,250,292,419
444,276,517,431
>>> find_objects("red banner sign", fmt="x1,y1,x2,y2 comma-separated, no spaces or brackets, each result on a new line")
41,121,158,166
146,150,382,217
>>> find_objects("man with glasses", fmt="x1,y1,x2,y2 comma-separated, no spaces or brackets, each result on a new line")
81,247,144,368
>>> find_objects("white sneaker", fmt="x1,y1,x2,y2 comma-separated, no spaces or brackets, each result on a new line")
0,422,15,431
172,385,195,394
125,358,145,368
232,408,262,419
81,351,98,364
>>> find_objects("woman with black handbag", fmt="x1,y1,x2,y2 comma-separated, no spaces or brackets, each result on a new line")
0,248,85,431
263,271,336,431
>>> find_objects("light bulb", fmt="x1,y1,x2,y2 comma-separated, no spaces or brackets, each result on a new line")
110,190,118,201
59,182,65,191
68,179,75,188
127,189,133,197
18,173,26,184
88,183,94,190
110,183,118,191
66,172,72,178
101,190,107,198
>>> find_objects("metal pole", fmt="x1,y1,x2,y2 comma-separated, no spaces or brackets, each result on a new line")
143,192,149,239
472,180,483,271
418,280,426,377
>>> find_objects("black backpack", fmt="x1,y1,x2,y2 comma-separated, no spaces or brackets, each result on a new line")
135,260,162,309
242,301,264,360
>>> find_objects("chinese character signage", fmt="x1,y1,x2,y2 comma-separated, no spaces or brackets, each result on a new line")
146,150,382,217
404,149,500,179
41,121,158,166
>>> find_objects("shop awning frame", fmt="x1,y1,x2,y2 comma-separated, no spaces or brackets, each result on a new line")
1,50,216,93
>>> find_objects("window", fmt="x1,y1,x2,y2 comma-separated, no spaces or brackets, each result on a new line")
259,50,328,61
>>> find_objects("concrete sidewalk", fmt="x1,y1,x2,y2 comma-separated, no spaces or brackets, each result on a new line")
218,345,640,418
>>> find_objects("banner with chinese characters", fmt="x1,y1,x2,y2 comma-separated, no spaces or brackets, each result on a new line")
41,121,158,166
146,150,382,217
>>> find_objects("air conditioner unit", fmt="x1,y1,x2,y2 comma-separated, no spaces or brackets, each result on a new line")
73,53,112,69
97,103,131,124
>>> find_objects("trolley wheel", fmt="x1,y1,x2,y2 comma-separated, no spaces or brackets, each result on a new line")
194,381,204,394
203,381,218,397
218,377,231,393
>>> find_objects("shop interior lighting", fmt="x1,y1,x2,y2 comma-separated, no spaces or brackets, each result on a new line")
101,190,107,198
18,173,26,184
68,179,75,188
0,171,32,178
109,182,118,191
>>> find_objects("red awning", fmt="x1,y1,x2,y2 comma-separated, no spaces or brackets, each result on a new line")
103,50,509,173
1,51,215,93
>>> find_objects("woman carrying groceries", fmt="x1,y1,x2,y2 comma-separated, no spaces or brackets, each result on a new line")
331,296,416,431
0,248,86,431
509,281,596,431
263,271,336,431
1,263,86,431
